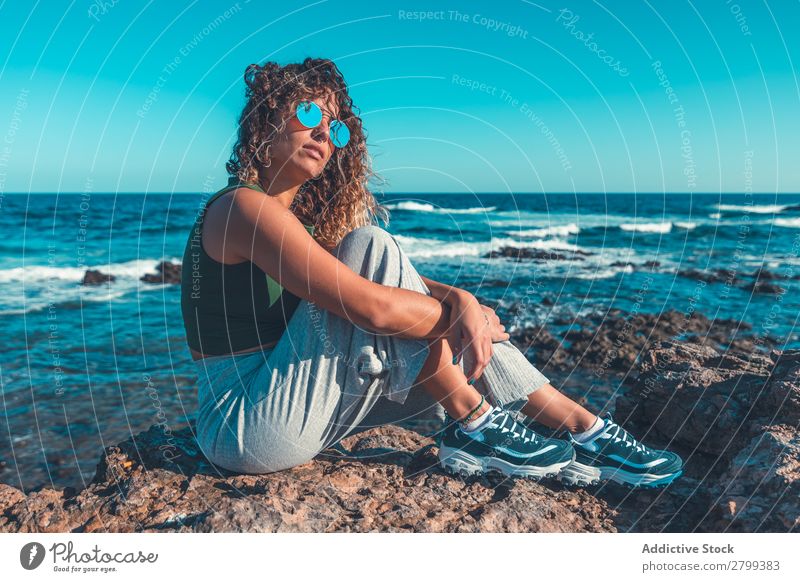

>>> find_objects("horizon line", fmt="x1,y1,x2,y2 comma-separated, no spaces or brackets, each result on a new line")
7,191,798,196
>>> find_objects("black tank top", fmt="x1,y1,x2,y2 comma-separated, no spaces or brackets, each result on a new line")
180,178,314,356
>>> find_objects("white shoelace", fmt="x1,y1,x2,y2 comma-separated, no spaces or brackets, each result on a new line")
495,412,537,444
605,421,647,454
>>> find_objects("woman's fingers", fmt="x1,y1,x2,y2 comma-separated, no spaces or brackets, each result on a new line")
477,335,493,381
450,324,462,366
466,333,493,383
464,340,479,382
479,304,508,342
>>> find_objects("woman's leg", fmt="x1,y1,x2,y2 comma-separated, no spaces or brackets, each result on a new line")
353,338,597,434
346,334,491,437
198,225,491,474
520,383,598,433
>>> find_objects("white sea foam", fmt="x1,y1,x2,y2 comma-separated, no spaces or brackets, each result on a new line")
386,201,435,212
774,217,800,229
716,203,790,214
674,221,697,230
0,258,182,283
619,222,673,233
391,233,585,258
520,238,582,252
570,264,635,280
386,201,497,214
0,258,182,315
508,223,580,238
392,234,488,258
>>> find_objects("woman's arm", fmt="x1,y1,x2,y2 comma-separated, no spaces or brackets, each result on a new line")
226,188,456,341
418,274,510,380
419,275,471,306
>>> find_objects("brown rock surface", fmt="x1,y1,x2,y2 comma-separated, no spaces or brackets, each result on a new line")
3,309,795,533
710,424,800,532
614,341,774,456
484,246,592,262
140,261,182,284
509,308,774,379
81,269,116,285
0,424,616,533
613,342,800,532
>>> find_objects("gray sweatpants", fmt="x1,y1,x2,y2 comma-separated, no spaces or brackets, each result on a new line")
193,225,551,474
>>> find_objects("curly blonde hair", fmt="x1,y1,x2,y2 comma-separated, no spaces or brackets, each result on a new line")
226,57,390,250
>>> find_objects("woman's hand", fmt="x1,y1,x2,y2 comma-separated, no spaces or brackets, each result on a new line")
448,292,509,383
480,303,510,343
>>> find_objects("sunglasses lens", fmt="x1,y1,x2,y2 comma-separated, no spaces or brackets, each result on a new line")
296,101,322,128
330,120,350,148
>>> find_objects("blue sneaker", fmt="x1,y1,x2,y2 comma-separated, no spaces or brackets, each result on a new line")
436,407,575,480
559,414,683,488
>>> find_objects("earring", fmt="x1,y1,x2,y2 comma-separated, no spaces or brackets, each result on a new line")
262,143,272,168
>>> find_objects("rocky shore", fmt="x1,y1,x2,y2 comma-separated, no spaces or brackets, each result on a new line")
2,331,796,532
2,261,797,532
0,424,616,533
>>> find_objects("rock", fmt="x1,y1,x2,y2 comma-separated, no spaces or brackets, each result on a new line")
711,424,800,531
750,268,785,281
0,424,615,533
614,341,774,456
609,260,660,271
754,349,800,425
485,246,590,262
677,268,742,285
140,261,182,284
509,308,771,378
81,269,116,285
741,280,785,295
612,342,800,531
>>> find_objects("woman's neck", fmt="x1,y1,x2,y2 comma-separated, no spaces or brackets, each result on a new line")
257,171,301,210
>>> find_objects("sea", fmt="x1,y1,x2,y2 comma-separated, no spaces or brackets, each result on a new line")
1,191,799,492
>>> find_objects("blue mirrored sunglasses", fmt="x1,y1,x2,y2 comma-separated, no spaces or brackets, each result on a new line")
295,101,351,148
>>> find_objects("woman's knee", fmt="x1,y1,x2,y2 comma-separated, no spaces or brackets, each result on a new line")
334,225,399,271
340,224,395,250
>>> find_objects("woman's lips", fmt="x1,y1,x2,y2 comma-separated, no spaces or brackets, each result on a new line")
303,145,323,161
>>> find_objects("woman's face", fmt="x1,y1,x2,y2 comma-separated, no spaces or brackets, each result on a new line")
267,92,340,182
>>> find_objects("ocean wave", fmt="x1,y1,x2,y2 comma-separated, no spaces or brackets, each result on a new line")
0,288,132,316
674,221,697,230
508,223,580,238
0,258,182,284
519,238,582,252
619,222,673,233
774,217,800,229
716,203,792,214
391,234,584,258
571,264,635,280
386,201,497,214
392,234,489,258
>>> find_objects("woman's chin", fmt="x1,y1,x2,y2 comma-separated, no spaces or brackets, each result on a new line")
303,160,325,178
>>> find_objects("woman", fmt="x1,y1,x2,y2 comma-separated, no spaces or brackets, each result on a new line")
180,57,683,488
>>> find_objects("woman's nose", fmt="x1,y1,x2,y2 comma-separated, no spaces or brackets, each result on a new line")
311,118,331,144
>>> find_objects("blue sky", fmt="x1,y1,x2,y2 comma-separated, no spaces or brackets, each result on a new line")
1,0,798,193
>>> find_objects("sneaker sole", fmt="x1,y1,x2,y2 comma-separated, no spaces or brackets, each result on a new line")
438,446,575,480
558,460,682,488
